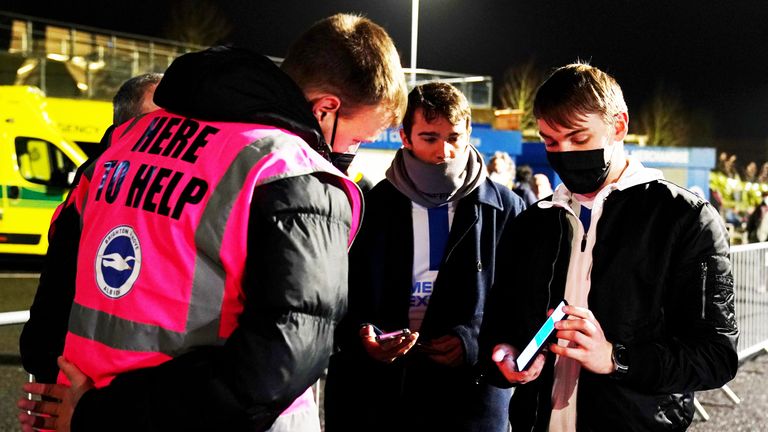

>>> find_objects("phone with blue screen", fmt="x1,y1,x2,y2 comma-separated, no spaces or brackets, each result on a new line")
516,300,569,371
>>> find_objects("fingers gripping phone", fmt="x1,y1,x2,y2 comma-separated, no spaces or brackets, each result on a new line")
376,328,411,343
365,324,411,343
516,300,569,371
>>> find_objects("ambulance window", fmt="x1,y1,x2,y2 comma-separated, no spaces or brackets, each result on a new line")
14,137,77,187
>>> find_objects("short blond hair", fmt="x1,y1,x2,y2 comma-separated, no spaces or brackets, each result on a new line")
533,62,627,129
282,13,408,128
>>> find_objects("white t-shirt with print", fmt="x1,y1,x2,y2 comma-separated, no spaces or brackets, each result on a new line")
409,201,456,331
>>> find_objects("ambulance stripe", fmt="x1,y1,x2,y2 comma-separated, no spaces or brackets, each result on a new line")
21,186,66,200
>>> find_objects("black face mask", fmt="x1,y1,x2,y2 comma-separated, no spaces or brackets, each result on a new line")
327,111,356,173
330,152,356,173
546,148,612,194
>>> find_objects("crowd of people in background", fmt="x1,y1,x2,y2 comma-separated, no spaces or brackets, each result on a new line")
487,151,552,204
711,151,768,243
716,152,768,184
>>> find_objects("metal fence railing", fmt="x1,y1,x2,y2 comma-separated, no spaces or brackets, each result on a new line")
731,242,768,360
0,11,494,109
0,309,29,326
693,242,768,420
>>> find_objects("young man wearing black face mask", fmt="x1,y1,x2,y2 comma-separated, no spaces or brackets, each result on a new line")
324,82,524,432
481,63,738,431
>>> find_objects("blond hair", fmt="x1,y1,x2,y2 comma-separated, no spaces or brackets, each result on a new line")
282,13,408,128
533,62,627,129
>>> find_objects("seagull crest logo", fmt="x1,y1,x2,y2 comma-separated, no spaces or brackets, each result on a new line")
95,226,142,299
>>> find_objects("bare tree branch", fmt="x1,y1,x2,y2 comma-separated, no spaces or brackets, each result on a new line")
637,84,691,147
164,0,232,47
498,61,543,132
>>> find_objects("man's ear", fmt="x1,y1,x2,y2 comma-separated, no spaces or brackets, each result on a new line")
613,112,629,141
310,94,341,123
399,128,412,149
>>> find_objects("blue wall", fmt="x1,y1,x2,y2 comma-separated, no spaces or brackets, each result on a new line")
366,128,715,198
365,125,524,159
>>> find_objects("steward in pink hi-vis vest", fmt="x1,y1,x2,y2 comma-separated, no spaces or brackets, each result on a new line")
61,66,363,428
64,110,360,386
17,39,404,430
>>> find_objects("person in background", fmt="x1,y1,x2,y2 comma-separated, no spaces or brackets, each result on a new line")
488,150,516,189
532,172,553,200
747,191,768,243
716,151,729,174
758,162,768,184
111,73,162,127
19,14,407,432
744,161,758,183
324,82,524,432
20,72,162,384
482,62,738,431
725,154,740,180
513,164,538,206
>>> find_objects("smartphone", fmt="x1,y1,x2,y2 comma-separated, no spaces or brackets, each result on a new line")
375,328,411,343
516,300,569,371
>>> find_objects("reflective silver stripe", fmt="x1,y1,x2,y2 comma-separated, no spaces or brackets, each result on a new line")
69,302,185,354
184,135,307,347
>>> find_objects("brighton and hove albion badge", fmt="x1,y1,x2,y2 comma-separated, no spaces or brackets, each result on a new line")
95,225,142,299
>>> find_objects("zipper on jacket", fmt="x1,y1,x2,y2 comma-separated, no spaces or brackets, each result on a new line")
700,261,708,319
580,232,587,252
443,212,479,264
545,211,566,312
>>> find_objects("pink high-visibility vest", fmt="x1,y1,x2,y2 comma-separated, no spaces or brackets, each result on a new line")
61,110,361,417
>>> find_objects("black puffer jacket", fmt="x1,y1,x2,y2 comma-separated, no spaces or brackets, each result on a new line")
23,46,354,431
482,179,738,431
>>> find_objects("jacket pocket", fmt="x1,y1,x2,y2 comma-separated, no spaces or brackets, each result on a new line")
703,256,736,331
655,392,694,430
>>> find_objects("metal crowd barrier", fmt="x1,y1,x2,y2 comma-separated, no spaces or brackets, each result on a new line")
694,241,768,420
0,310,29,326
731,242,768,360
3,242,768,422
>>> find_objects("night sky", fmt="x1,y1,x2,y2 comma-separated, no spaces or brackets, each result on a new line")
4,0,768,162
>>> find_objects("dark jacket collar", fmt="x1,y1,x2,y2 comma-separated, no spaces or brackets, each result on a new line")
153,45,330,158
470,179,505,211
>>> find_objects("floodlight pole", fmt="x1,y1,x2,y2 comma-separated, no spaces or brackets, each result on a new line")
410,0,419,86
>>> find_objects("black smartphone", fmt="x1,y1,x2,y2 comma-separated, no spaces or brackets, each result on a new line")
515,300,569,371
375,328,411,343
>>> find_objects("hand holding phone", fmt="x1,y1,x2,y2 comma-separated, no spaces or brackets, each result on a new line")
492,343,546,384
360,324,418,363
375,328,411,343
516,300,569,371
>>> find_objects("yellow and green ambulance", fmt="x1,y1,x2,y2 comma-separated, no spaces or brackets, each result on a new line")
0,85,111,255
